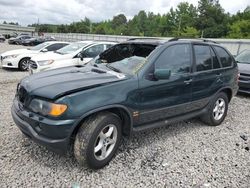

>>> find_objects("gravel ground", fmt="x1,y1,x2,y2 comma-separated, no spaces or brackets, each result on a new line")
0,43,250,188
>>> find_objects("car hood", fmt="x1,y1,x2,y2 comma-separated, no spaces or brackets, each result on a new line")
20,66,129,100
238,63,250,74
31,51,72,62
1,49,37,56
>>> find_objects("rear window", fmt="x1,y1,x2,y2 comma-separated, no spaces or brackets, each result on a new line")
214,46,233,67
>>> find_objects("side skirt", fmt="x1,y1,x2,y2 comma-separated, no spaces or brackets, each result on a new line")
132,107,208,132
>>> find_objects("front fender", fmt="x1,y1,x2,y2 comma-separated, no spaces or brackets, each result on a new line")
70,104,134,137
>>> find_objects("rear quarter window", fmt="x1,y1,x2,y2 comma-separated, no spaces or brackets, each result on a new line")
213,46,233,68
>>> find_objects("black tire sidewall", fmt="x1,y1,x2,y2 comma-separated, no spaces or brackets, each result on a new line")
209,92,228,126
86,114,122,169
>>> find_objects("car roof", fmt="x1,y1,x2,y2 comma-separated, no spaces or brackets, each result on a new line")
92,41,117,44
121,38,168,45
77,40,94,44
45,41,70,44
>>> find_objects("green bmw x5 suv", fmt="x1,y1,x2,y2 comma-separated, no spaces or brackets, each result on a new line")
12,39,239,169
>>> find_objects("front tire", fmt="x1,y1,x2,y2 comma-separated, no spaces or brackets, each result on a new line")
74,112,122,169
201,92,228,126
19,58,30,71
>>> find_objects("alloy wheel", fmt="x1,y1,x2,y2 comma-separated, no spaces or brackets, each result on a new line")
213,98,226,121
94,124,118,161
20,59,29,70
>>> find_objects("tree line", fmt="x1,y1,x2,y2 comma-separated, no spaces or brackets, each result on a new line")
27,0,250,38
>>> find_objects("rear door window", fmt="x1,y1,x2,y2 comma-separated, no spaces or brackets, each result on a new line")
194,45,212,72
213,46,233,67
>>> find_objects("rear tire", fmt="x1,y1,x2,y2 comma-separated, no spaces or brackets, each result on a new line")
200,92,228,126
74,112,122,169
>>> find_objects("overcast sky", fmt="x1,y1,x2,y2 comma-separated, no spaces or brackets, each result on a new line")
0,0,249,26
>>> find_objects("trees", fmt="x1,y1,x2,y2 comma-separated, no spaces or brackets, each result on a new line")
2,21,19,25
228,7,250,38
32,1,249,38
195,0,230,38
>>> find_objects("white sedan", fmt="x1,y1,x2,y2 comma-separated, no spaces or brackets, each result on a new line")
29,41,116,74
0,41,69,71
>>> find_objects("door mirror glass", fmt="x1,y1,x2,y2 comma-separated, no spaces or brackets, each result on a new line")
154,69,171,80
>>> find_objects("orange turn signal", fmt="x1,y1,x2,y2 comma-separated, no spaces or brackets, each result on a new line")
48,103,67,116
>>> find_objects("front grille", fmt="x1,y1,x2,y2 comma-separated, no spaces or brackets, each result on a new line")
29,60,38,69
239,73,250,81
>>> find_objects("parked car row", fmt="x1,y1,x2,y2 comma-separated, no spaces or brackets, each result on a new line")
8,35,56,46
1,41,70,70
22,36,56,46
29,41,116,74
8,35,33,45
1,40,118,71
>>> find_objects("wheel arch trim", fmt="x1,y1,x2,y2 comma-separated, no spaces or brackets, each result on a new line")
216,87,233,102
71,104,134,138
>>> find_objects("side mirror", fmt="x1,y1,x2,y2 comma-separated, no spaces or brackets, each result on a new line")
41,49,48,52
154,69,171,80
78,52,86,61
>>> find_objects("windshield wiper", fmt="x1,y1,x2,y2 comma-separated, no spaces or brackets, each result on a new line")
106,64,122,73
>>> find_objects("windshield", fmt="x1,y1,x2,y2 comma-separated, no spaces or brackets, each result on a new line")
56,42,89,55
106,56,147,75
236,50,250,64
30,42,49,51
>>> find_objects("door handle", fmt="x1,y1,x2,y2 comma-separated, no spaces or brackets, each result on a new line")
216,73,222,76
184,79,192,84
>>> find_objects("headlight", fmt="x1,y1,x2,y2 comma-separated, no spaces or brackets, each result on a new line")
37,59,54,66
29,99,67,116
3,54,19,59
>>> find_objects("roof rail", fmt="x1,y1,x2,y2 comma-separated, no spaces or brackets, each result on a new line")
168,38,179,42
168,37,218,44
127,37,165,41
202,39,218,44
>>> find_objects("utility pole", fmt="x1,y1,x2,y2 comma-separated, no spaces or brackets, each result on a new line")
90,21,92,34
178,16,182,36
37,18,40,36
